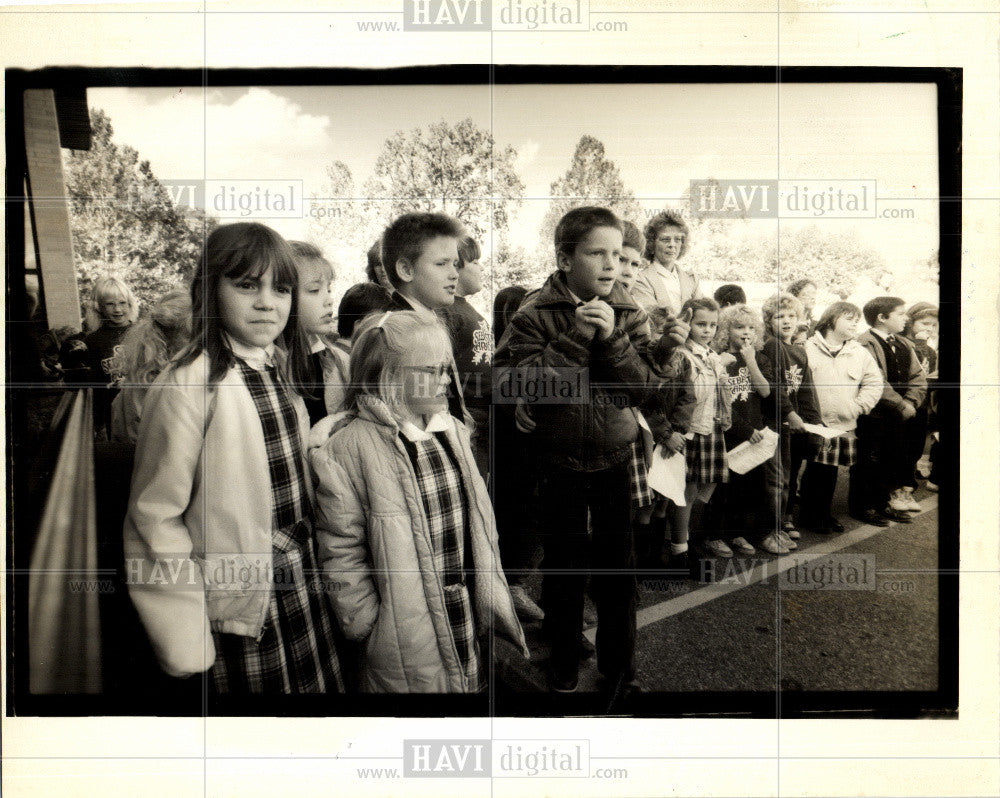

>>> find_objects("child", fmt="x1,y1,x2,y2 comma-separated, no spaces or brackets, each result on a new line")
787,279,819,333
708,304,785,556
618,221,644,295
310,311,527,693
110,288,191,444
902,302,939,489
124,222,344,694
713,284,747,309
337,282,393,341
632,210,702,315
665,297,732,565
289,241,346,425
852,297,927,523
760,292,822,545
797,302,883,534
380,212,468,422
83,275,139,439
495,206,659,698
442,235,493,476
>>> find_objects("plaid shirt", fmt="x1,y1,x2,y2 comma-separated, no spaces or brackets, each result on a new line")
400,430,482,693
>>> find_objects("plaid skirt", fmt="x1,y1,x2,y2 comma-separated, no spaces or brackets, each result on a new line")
210,520,344,694
685,429,729,484
629,439,654,509
814,433,857,468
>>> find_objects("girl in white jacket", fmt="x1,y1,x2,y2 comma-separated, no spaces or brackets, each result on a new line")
797,302,883,533
124,222,344,694
311,311,527,693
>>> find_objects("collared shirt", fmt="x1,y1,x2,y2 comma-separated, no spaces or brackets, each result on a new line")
398,292,439,322
397,411,452,442
685,340,722,435
653,262,683,315
309,335,326,355
226,334,276,371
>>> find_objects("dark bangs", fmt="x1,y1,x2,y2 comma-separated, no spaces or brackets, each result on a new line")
221,224,298,290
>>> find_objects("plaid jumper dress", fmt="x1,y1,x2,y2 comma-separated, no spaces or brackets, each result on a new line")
400,431,483,693
679,346,730,485
210,360,344,694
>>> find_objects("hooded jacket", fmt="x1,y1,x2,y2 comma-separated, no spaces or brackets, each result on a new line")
493,271,660,472
803,333,883,432
309,401,528,693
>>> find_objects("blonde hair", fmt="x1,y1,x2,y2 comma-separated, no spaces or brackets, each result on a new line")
714,303,765,352
345,311,452,418
85,274,139,331
117,289,192,385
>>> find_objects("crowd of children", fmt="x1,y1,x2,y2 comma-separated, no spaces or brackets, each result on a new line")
60,205,938,703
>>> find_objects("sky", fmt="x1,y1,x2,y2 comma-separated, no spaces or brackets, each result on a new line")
90,81,940,269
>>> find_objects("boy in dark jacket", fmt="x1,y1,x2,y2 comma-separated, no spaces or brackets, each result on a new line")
851,297,927,524
761,292,823,542
494,206,660,699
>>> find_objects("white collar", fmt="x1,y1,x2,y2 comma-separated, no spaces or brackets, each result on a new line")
226,334,276,371
655,261,680,277
309,335,327,355
870,327,893,342
398,292,438,321
687,339,712,357
397,411,452,442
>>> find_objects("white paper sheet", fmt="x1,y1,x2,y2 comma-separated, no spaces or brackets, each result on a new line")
647,445,687,506
800,422,850,440
726,427,780,475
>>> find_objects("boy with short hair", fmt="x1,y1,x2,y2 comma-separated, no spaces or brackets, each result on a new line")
494,206,660,701
380,211,467,421
618,220,645,295
851,296,927,524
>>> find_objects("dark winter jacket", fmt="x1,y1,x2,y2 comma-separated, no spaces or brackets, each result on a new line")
761,334,822,429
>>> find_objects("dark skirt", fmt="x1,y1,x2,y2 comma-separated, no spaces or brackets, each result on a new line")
685,429,729,484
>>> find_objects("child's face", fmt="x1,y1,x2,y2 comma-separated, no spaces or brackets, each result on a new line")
912,316,938,340
689,308,718,347
398,236,460,309
728,321,754,351
831,313,859,342
218,266,292,349
618,246,642,292
559,225,622,300
652,225,685,267
795,283,817,311
771,309,798,342
99,290,130,327
878,305,908,335
297,265,335,338
456,258,483,297
402,352,452,420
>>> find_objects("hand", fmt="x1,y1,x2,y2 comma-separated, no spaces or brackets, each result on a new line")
662,431,686,456
749,428,765,444
739,342,756,363
579,299,615,341
666,307,691,346
786,413,806,432
900,402,917,421
573,304,599,340
514,399,536,433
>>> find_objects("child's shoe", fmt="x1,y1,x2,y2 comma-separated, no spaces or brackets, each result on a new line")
901,487,921,512
760,533,790,556
781,519,802,540
887,489,912,513
730,537,756,556
776,530,798,551
702,539,734,558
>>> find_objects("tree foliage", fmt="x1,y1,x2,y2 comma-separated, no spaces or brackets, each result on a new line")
538,135,643,252
62,108,215,317
359,118,524,244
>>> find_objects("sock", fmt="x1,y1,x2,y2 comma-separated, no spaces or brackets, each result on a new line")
670,542,688,555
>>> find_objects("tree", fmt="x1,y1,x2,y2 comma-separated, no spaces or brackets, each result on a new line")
538,135,643,252
359,118,524,244
62,108,215,316
768,225,887,298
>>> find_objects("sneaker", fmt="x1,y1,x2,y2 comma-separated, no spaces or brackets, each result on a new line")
509,585,545,622
730,537,756,556
760,533,790,556
925,480,939,492
776,531,798,551
781,520,802,540
702,539,734,558
887,489,911,513
883,506,914,524
900,487,921,512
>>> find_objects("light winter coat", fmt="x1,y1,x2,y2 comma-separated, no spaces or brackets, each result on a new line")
803,332,883,432
309,399,528,693
123,348,313,678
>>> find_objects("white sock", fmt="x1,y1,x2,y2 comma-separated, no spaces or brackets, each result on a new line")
670,542,688,555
